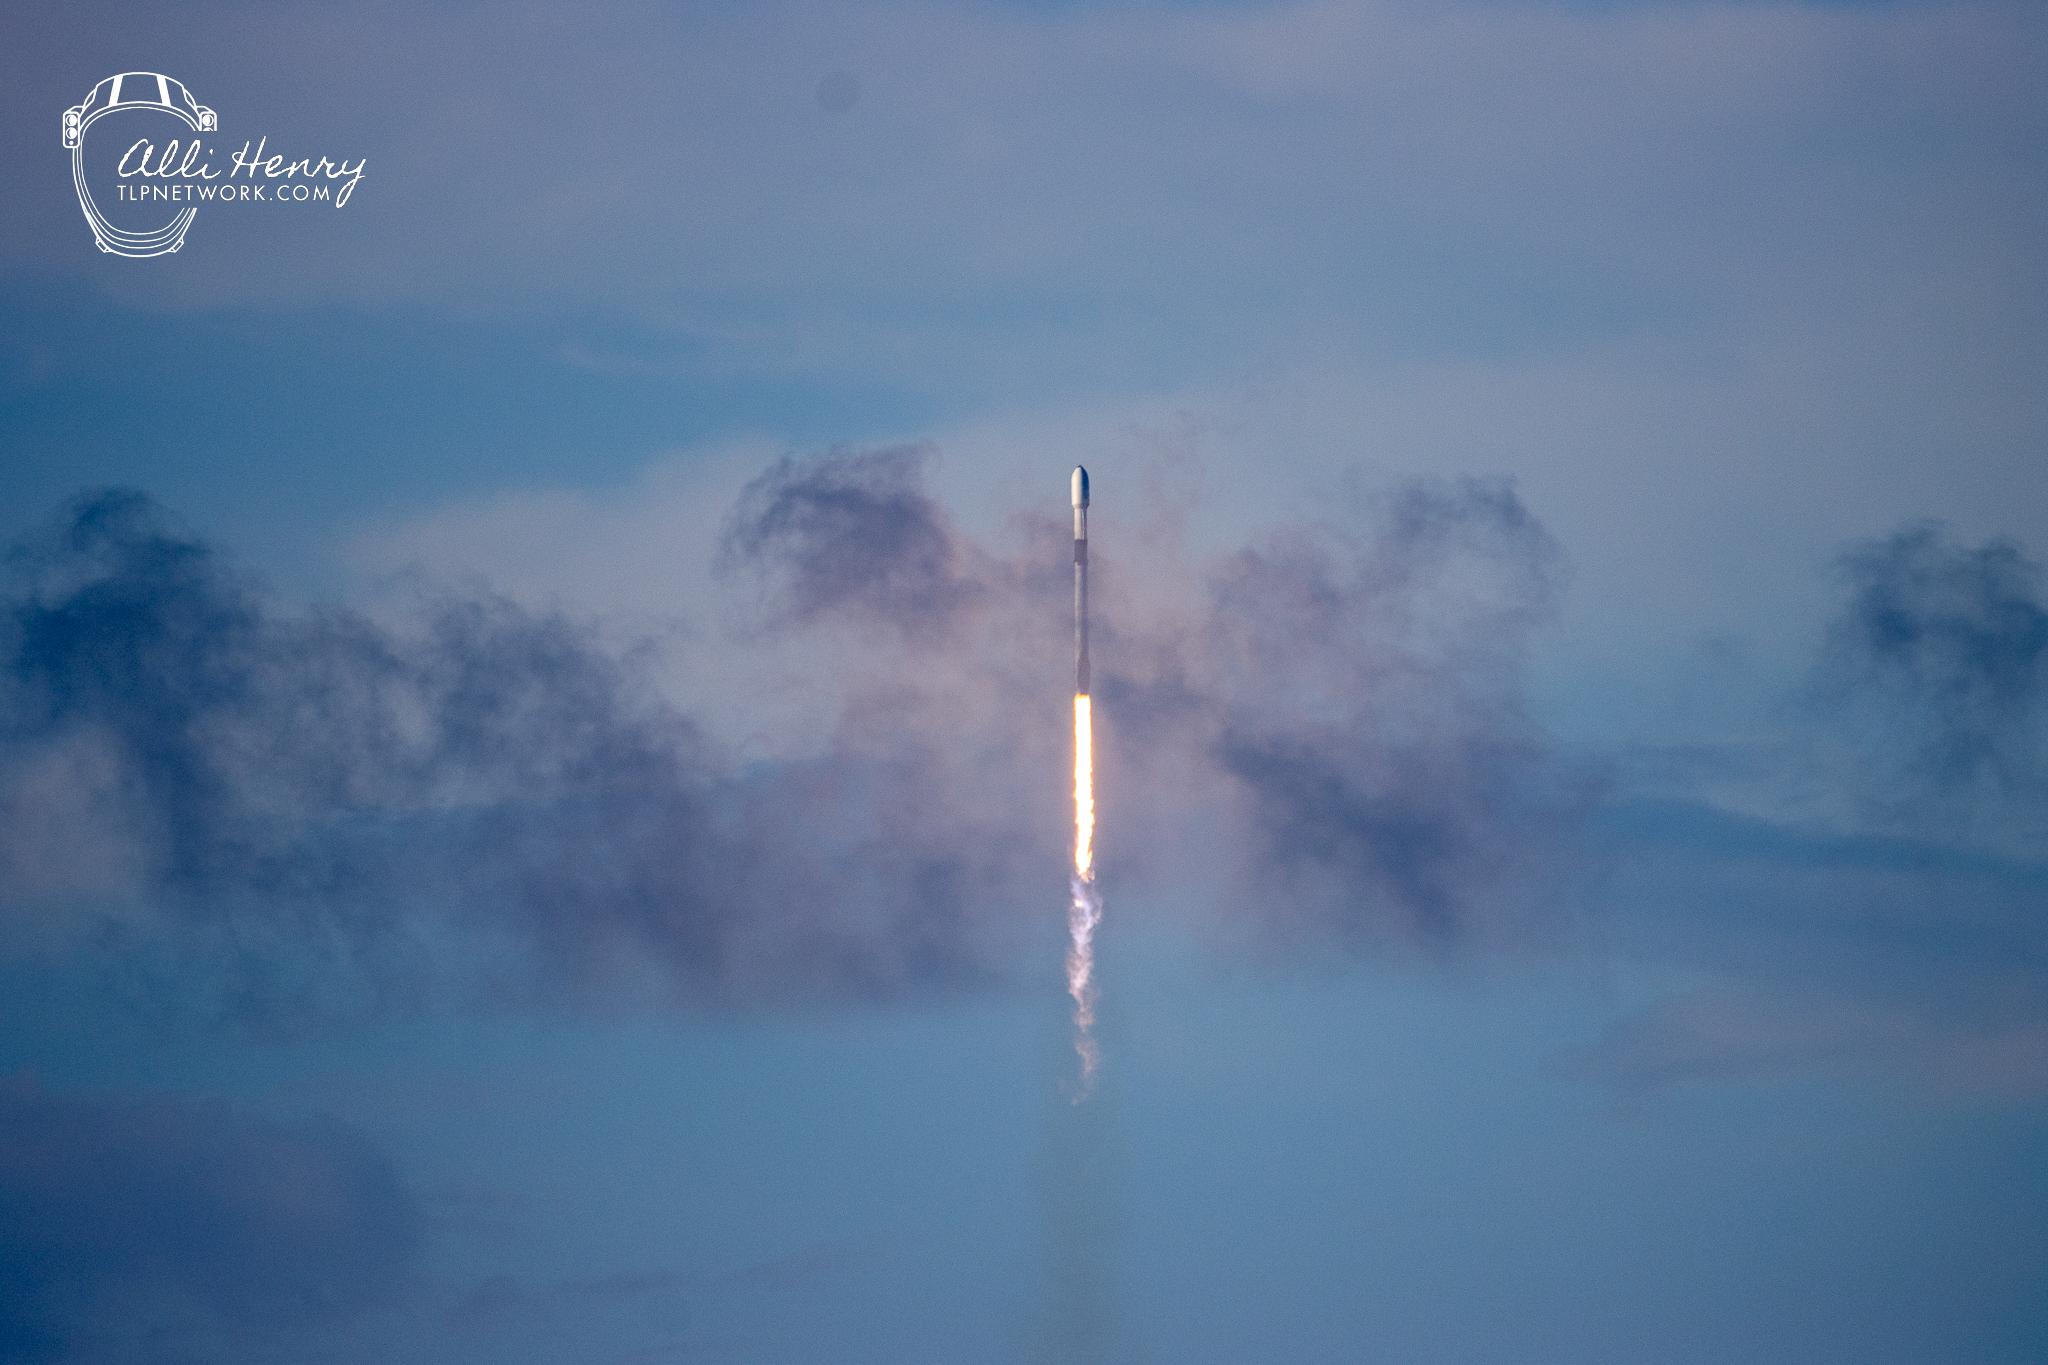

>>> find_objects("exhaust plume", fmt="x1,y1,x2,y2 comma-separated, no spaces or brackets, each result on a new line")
1070,694,1101,1097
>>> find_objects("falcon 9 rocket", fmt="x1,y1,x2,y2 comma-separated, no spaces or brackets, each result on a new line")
1072,465,1089,696
1068,466,1099,1093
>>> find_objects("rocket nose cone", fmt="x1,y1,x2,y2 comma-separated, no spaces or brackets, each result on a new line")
1071,466,1089,508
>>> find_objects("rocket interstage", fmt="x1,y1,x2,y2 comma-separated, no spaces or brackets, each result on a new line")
1068,466,1100,1099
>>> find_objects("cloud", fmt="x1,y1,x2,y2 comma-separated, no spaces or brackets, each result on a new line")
1574,984,2048,1098
0,488,1039,1018
1573,985,1908,1092
1187,479,1597,949
717,445,979,637
1817,522,2048,805
0,1077,419,1364
1572,783,2048,1096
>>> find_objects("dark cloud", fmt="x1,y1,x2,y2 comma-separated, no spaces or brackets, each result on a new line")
1817,523,2048,803
716,445,978,638
1187,479,1598,949
0,489,1035,1019
0,1077,419,1364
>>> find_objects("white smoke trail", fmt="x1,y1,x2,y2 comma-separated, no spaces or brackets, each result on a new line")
1069,693,1100,1099
1067,872,1101,1094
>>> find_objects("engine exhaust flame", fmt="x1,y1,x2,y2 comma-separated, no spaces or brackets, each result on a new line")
1069,692,1100,1098
1073,694,1095,882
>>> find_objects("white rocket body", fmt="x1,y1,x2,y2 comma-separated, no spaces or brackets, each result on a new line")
1072,466,1089,696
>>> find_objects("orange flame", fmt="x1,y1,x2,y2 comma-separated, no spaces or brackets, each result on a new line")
1073,694,1095,880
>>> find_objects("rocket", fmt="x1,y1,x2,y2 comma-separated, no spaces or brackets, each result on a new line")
1072,465,1090,695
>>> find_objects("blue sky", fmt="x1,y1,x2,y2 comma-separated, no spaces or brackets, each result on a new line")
3,1,2047,1361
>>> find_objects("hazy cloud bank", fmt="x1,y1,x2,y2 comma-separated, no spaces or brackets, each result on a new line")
0,1077,419,1364
0,453,1598,1015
